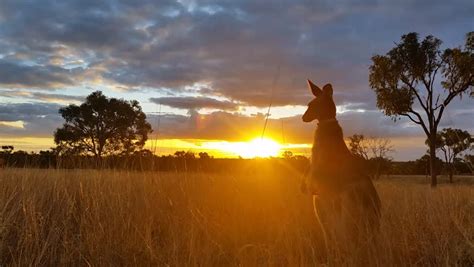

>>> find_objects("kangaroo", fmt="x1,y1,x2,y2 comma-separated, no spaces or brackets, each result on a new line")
302,80,381,256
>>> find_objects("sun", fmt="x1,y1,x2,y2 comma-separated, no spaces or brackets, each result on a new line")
202,137,282,158
238,138,282,158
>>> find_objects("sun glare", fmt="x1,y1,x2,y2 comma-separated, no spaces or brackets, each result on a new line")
202,138,282,158
241,138,282,158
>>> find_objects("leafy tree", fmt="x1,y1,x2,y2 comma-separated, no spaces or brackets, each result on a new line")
369,32,474,187
428,128,472,183
198,152,212,159
174,151,196,159
174,151,186,158
1,145,14,154
415,154,443,177
464,154,474,174
54,91,152,158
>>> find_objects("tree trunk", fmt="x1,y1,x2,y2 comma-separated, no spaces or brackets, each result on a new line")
429,134,437,187
448,164,454,183
375,162,381,180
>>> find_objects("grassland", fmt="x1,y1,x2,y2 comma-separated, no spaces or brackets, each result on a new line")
0,168,473,266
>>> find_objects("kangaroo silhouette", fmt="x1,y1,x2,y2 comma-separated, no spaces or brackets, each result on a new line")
302,80,381,256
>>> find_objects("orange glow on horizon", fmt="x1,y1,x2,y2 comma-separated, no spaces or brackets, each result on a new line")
146,138,312,158
1,136,312,158
201,138,282,158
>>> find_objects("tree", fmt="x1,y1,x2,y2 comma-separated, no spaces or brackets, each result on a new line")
198,152,212,159
348,134,369,160
369,32,474,187
464,154,474,174
428,128,472,183
348,134,394,179
282,150,294,159
174,151,195,159
1,145,14,154
415,154,444,176
54,91,152,158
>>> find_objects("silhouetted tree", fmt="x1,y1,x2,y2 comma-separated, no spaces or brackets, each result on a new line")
282,150,294,159
174,151,195,159
174,151,186,158
184,151,196,159
54,91,152,159
415,154,443,177
198,152,211,159
133,149,154,157
464,154,474,174
1,146,14,153
348,134,394,179
427,128,472,183
369,32,474,187
348,134,369,160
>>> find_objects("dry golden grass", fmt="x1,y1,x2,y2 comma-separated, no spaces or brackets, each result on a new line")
0,168,473,266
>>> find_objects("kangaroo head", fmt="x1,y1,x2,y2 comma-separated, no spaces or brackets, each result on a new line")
302,80,336,122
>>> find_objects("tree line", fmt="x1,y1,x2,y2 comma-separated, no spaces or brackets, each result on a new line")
1,144,473,178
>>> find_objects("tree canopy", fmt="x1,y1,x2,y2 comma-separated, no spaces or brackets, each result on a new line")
54,91,152,157
370,32,473,131
369,32,474,186
427,128,472,182
431,128,472,158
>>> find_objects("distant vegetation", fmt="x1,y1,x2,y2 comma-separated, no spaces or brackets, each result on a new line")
1,145,472,177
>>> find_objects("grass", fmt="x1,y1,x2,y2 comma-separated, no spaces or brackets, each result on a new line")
0,168,473,266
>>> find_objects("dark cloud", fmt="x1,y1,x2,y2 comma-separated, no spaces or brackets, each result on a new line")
150,96,239,110
0,60,76,88
1,0,472,105
0,103,62,137
0,103,60,121
0,90,84,103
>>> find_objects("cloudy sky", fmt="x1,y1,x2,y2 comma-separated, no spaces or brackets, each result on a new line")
0,0,473,159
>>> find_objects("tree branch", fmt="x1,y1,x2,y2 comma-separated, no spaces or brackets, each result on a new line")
407,108,430,136
400,78,429,114
430,65,441,92
400,113,421,124
435,77,473,127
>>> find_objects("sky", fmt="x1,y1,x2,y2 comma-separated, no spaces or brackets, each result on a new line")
0,0,473,160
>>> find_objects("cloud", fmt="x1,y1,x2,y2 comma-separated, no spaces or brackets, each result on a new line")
1,0,472,105
147,108,431,143
150,96,238,110
0,60,77,88
0,90,84,104
0,103,62,137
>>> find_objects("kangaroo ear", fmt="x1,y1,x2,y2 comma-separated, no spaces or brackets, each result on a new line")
307,79,322,97
322,83,333,97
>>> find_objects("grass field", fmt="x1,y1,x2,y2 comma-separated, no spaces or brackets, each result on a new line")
0,168,473,266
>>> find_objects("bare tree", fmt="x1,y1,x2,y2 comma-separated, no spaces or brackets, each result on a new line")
348,134,394,179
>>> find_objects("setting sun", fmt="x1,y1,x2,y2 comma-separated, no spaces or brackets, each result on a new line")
202,138,282,158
